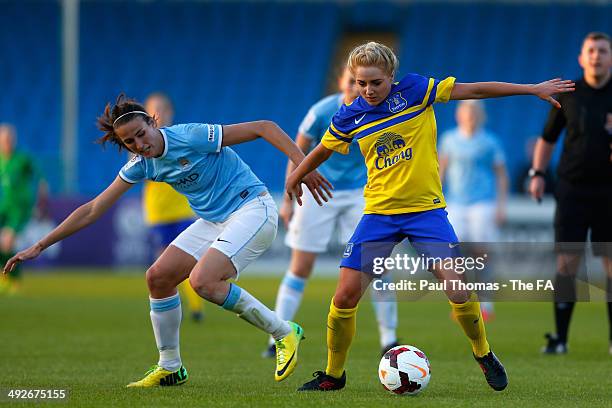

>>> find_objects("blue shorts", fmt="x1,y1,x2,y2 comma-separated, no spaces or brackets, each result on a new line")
340,208,460,274
150,219,195,249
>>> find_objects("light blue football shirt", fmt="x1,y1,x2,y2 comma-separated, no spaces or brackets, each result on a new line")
119,123,266,222
439,128,505,205
299,93,367,190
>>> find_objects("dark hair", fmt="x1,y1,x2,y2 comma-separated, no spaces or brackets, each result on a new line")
96,93,155,150
583,31,611,49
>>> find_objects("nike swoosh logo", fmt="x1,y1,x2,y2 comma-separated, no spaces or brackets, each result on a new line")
408,363,427,378
217,238,231,243
354,113,366,125
449,243,459,248
276,351,296,376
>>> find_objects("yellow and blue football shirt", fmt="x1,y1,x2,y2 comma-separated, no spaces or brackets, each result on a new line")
321,73,455,215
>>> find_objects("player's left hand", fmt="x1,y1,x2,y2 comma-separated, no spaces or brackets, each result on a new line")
301,171,333,206
532,78,575,108
3,243,43,274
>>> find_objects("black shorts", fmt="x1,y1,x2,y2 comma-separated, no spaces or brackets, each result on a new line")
554,179,612,257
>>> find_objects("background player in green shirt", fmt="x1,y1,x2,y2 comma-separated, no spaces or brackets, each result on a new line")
0,124,47,294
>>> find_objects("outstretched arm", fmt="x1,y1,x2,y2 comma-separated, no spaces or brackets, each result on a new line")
450,79,575,108
3,177,133,273
286,143,334,206
222,121,309,167
222,120,333,204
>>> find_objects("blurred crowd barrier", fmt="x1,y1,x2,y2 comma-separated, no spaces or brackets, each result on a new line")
20,194,557,268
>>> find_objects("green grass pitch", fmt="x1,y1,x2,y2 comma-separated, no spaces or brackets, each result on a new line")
1,271,610,407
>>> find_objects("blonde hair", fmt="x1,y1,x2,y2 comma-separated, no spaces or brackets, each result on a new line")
347,41,398,77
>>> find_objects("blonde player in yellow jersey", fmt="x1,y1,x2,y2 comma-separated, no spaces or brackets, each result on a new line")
287,42,575,392
144,93,203,322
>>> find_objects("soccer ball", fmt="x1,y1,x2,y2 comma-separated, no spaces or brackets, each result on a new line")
378,344,431,395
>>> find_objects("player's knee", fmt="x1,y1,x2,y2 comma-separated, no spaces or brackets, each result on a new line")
146,264,173,292
188,273,217,301
447,289,470,304
188,273,204,295
289,251,316,278
291,264,313,279
333,289,360,309
557,253,583,276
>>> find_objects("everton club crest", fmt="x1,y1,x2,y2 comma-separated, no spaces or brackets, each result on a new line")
387,92,408,113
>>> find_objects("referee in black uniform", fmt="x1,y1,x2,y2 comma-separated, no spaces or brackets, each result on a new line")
530,32,612,355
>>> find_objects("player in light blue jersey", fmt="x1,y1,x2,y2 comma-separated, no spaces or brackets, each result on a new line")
4,94,332,387
263,68,399,358
440,101,507,217
439,100,509,321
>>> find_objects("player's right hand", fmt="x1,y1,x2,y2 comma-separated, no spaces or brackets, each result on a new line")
279,197,294,229
528,176,545,203
3,243,43,274
301,171,333,206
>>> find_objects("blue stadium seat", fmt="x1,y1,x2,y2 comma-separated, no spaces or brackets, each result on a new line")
0,2,61,190
3,1,611,195
397,3,611,181
77,1,341,194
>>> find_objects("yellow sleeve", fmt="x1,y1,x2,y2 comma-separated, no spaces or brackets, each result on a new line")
321,126,352,155
434,76,456,103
